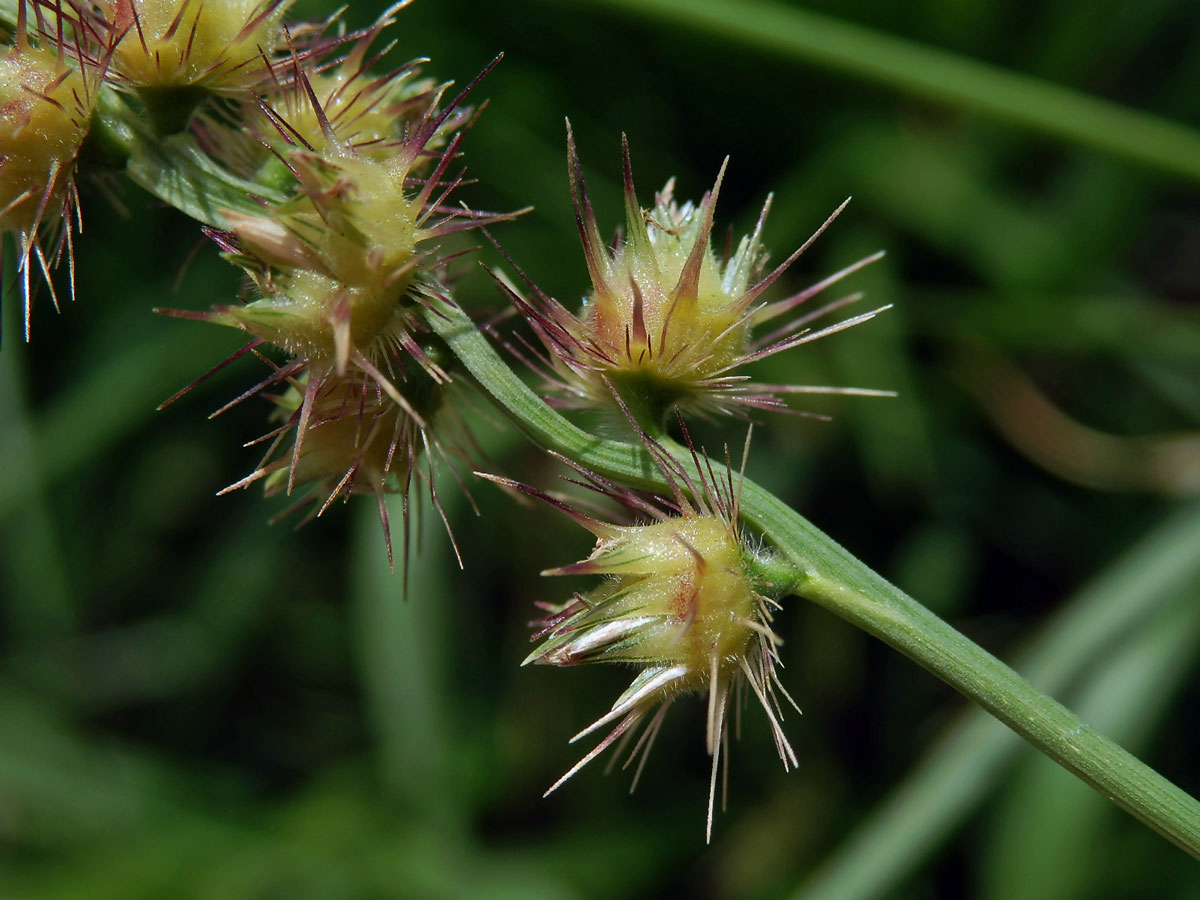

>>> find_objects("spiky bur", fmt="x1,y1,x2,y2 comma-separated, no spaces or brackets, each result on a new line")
197,4,455,186
0,0,113,339
494,123,894,428
174,38,512,373
105,0,291,88
480,427,798,842
211,356,475,571
160,30,515,563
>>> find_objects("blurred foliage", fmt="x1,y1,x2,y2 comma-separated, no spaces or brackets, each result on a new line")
3,0,1200,897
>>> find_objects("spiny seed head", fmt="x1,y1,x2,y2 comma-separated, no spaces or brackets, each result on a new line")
208,345,468,571
259,31,443,163
0,0,109,339
183,52,513,387
575,176,757,404
261,371,422,502
267,69,429,163
498,123,892,424
106,0,292,93
530,515,759,677
213,153,425,363
0,39,89,233
483,428,797,842
199,7,451,181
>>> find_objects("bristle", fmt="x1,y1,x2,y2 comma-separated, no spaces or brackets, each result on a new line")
672,156,727,304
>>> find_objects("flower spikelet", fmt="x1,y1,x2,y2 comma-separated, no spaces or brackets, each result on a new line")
482,428,798,841
104,0,293,93
0,0,111,338
214,361,469,570
198,4,451,180
179,44,511,397
497,123,893,424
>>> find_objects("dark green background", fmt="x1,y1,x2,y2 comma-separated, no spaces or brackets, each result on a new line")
3,0,1199,896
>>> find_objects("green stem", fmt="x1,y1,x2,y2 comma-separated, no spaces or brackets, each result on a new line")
424,297,1200,859
561,0,1200,183
797,572,1200,859
792,502,1200,900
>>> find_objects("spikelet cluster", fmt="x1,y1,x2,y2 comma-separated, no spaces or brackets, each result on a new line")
498,124,892,425
1,2,496,554
158,5,513,562
483,429,797,842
